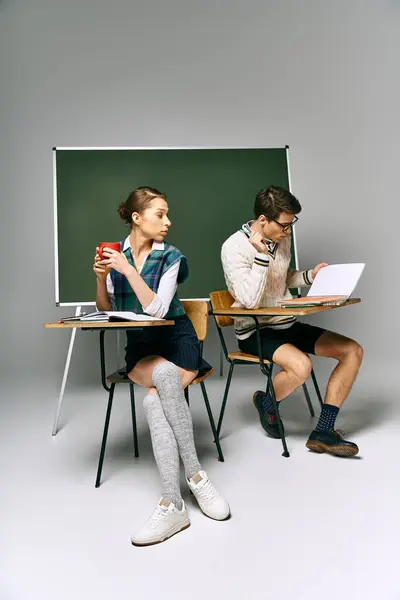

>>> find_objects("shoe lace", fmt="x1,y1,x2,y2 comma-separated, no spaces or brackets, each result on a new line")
333,429,345,438
197,478,218,503
261,396,270,413
147,505,169,529
260,394,277,420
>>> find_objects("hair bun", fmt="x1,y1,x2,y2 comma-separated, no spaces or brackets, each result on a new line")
118,186,166,227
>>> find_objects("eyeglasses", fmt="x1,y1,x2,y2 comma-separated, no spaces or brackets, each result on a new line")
268,215,298,232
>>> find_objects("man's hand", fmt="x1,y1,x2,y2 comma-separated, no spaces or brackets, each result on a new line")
312,262,328,280
249,231,267,254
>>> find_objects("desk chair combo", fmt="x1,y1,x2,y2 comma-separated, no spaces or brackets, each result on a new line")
95,300,224,488
209,290,324,458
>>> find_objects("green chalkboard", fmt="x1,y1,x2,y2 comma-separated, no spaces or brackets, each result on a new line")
54,147,292,305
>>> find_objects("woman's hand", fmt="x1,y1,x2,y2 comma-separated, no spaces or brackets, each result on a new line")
93,248,111,281
101,247,133,277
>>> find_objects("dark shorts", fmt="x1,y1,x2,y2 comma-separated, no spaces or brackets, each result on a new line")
124,314,212,377
238,321,326,362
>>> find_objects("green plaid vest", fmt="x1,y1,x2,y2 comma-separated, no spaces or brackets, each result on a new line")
110,241,188,318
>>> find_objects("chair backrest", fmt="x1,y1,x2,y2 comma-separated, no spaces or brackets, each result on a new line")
182,300,209,342
209,291,234,328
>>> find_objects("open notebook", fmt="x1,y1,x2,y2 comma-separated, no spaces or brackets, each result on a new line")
278,263,365,308
60,311,165,323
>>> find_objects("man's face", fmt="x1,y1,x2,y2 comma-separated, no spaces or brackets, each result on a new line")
259,212,298,243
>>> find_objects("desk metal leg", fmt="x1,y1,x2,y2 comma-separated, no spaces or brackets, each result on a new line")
200,381,224,462
302,382,315,417
96,382,116,488
129,384,139,458
116,330,122,370
99,330,111,392
52,306,81,436
254,316,289,458
219,345,224,377
311,368,324,407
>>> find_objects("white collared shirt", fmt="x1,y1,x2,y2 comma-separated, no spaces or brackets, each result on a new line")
106,236,180,318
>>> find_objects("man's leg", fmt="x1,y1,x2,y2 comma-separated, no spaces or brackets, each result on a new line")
272,344,313,400
253,343,312,438
306,330,363,457
314,331,363,407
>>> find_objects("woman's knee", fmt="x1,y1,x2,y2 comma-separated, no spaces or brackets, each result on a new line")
152,360,180,388
128,356,165,386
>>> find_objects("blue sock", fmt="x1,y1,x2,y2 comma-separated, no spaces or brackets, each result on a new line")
315,404,340,432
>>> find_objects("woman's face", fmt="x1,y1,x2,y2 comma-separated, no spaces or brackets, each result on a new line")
133,197,171,241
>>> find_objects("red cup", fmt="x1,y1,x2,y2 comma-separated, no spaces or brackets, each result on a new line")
98,242,121,259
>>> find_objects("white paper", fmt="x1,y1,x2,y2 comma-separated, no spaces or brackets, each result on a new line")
79,312,109,321
307,263,365,298
80,311,164,322
106,312,164,322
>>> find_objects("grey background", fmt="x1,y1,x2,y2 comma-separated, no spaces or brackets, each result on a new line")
1,0,398,386
1,2,400,599
1,0,399,387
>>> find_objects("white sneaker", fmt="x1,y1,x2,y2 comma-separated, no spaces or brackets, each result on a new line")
187,470,230,521
131,499,190,546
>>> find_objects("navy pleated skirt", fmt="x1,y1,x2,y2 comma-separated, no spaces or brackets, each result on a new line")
124,314,212,377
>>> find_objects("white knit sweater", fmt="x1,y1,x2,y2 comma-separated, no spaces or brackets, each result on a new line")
221,221,314,340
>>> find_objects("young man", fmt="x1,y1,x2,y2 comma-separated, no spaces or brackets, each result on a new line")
221,185,363,457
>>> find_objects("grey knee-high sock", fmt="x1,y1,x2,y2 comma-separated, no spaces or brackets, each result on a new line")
143,391,183,509
152,362,202,480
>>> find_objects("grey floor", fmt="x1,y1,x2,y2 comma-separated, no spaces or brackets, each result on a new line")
2,359,399,600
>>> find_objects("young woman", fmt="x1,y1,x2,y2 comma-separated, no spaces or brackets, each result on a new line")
94,186,230,546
